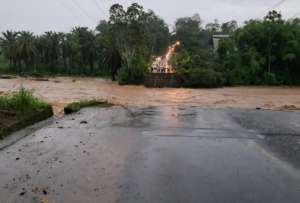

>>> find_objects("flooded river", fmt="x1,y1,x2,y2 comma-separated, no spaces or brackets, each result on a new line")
0,77,300,115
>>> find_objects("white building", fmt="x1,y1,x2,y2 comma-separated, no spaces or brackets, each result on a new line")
212,34,229,50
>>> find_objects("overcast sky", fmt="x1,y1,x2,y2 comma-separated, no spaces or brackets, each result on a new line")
0,0,299,33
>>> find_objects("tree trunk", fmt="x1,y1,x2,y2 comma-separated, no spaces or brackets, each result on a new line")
9,57,12,68
89,59,94,75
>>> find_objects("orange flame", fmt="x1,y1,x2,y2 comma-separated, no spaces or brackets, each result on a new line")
166,41,180,73
151,41,180,74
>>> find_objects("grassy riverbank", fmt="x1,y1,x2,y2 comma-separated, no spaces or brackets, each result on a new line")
0,88,53,139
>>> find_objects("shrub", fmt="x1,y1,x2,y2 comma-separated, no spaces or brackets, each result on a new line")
117,66,131,85
180,68,224,88
117,55,148,85
224,68,248,86
263,72,278,85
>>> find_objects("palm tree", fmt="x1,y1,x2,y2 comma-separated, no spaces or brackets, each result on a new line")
34,35,47,68
83,31,97,73
64,32,81,74
0,31,18,70
61,33,69,71
72,27,97,74
16,31,37,72
43,31,63,72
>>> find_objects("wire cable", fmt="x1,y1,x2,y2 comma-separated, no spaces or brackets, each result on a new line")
56,0,82,24
91,0,106,13
270,0,289,10
291,11,300,18
258,0,289,18
70,0,98,23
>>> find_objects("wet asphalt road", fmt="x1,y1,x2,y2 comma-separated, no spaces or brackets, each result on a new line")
0,106,300,203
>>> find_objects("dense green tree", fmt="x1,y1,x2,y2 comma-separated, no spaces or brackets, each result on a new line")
175,14,210,51
144,10,170,55
0,31,18,69
218,11,300,85
96,21,120,80
103,3,170,83
171,15,223,87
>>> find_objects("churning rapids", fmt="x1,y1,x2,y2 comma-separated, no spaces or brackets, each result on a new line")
1,77,300,115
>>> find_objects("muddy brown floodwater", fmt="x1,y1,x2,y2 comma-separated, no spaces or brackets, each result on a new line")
0,77,300,115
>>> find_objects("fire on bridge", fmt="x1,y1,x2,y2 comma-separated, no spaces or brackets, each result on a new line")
150,41,180,74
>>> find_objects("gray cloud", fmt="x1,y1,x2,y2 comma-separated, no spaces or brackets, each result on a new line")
0,0,299,33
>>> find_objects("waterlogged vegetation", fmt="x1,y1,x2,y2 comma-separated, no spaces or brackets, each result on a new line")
64,100,113,115
0,3,299,87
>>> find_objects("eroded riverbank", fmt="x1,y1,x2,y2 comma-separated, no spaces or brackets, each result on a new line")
0,77,300,115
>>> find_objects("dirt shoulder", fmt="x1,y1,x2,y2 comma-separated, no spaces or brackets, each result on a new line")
0,77,300,115
0,106,53,139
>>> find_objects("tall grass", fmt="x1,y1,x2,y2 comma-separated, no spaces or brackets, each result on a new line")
0,87,48,113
